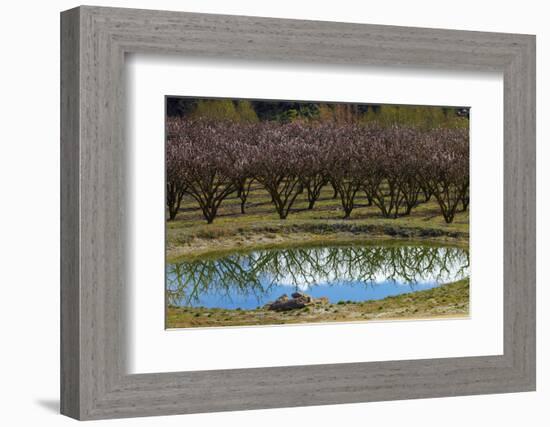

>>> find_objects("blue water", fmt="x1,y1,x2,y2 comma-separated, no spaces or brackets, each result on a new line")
178,280,442,310
166,244,469,310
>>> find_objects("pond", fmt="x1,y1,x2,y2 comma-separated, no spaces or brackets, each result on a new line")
166,244,470,310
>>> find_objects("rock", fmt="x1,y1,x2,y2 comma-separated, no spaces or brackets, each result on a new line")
266,292,328,312
275,294,289,302
291,292,311,303
315,297,329,305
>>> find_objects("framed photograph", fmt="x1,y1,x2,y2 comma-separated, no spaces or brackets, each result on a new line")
61,6,536,420
164,96,471,329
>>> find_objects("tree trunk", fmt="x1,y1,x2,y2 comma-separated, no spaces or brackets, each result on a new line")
365,192,373,206
461,195,469,211
168,206,177,221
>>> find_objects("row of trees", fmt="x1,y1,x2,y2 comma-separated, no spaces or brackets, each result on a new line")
166,118,469,224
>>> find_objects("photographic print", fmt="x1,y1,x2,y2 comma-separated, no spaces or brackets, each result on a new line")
165,97,470,329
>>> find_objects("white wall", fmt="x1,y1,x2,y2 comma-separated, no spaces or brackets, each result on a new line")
0,0,547,425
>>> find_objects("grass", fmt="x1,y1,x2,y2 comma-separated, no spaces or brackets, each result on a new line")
165,185,470,328
166,279,470,328
167,184,469,262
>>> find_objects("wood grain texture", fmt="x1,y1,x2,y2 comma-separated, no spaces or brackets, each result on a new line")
60,5,536,420
60,7,80,419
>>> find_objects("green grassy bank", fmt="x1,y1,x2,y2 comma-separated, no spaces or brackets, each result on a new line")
167,184,469,262
167,279,469,328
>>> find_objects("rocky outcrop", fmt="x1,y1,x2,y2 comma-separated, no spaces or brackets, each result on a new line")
265,292,329,312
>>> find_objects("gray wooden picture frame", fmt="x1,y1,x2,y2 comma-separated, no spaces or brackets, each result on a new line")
60,5,536,421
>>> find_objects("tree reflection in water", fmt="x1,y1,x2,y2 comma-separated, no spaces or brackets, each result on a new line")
167,245,469,308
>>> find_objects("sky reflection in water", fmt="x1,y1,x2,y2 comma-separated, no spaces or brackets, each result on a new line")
166,245,469,310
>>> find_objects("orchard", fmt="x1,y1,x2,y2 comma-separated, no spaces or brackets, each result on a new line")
166,117,469,224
